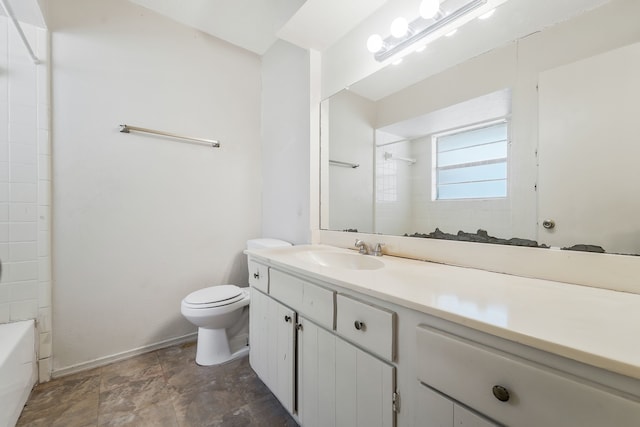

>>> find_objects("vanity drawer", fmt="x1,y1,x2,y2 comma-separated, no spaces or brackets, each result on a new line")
269,270,335,329
269,269,303,309
336,294,396,362
300,280,335,330
416,325,640,427
248,260,269,293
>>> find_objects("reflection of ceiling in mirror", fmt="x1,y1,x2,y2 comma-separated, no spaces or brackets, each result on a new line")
347,0,611,101
378,88,511,139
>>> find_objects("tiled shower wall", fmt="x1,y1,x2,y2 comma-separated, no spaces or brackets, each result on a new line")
0,16,52,382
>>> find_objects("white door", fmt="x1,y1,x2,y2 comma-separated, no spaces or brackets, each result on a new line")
298,316,337,427
538,42,640,254
335,336,396,427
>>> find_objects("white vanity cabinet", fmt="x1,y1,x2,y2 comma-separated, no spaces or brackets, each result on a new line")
247,251,640,427
248,259,398,427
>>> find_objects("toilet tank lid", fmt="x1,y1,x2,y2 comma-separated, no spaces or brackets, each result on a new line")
246,238,292,250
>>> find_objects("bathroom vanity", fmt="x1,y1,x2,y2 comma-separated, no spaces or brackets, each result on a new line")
245,244,640,427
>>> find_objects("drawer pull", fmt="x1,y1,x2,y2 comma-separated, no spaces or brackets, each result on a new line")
253,272,260,279
354,320,366,331
492,385,510,402
284,315,292,323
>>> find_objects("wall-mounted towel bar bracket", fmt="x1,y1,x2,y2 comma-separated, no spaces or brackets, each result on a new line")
330,160,360,168
119,124,221,148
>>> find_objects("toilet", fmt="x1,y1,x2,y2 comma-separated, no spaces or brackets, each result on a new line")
181,238,291,366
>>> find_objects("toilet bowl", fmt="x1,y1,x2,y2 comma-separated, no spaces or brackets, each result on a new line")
181,238,292,366
181,285,250,366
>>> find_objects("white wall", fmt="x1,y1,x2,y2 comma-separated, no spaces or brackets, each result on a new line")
0,15,52,381
49,0,262,373
261,40,311,244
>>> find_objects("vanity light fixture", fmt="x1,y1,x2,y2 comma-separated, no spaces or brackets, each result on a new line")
419,0,440,19
368,0,506,62
390,17,410,38
367,34,385,53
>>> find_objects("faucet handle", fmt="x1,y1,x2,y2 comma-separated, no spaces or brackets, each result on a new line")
373,243,385,257
354,239,369,254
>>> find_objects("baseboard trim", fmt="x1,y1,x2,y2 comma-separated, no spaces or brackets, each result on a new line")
51,332,197,379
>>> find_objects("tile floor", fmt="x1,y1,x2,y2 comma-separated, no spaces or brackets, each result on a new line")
17,341,297,427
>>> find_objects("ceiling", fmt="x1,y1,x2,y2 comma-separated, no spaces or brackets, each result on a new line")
0,0,46,28
3,0,614,68
128,0,391,55
126,0,612,60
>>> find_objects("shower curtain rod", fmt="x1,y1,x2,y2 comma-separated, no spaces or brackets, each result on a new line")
0,0,39,64
384,152,416,164
119,124,221,148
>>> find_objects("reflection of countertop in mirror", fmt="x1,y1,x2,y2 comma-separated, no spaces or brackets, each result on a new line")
245,244,640,380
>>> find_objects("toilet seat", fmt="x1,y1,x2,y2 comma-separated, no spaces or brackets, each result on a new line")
183,285,247,309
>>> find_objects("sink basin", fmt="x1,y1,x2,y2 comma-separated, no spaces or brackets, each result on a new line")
297,251,384,270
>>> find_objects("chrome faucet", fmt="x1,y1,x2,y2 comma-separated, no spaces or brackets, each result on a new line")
372,242,385,257
355,239,385,256
355,239,370,255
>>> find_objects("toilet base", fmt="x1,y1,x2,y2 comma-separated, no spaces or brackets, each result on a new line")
195,327,249,366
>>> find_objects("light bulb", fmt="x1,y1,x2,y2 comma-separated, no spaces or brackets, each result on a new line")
390,17,409,38
419,0,440,19
478,9,495,20
367,34,384,53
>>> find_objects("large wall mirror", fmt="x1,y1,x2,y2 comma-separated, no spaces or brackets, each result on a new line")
320,0,640,256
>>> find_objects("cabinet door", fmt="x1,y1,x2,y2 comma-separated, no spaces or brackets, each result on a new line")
249,289,295,414
335,336,396,427
249,288,269,383
298,317,337,427
267,297,296,414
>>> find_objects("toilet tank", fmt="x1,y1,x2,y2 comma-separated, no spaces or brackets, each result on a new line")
246,238,292,250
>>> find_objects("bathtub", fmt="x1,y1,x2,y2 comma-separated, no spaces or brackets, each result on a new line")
0,320,37,427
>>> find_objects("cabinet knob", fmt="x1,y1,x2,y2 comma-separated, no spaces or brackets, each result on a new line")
296,323,303,331
284,315,292,323
253,272,260,279
492,385,510,402
354,320,366,331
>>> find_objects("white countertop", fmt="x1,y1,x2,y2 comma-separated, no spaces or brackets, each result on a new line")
246,244,640,381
